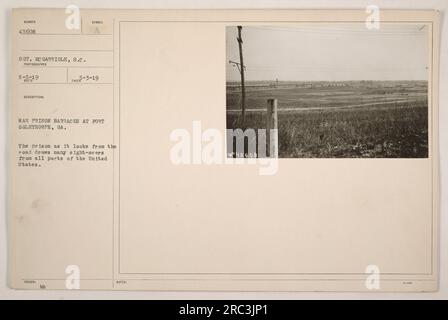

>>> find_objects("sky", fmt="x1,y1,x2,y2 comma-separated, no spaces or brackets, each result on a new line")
226,24,429,82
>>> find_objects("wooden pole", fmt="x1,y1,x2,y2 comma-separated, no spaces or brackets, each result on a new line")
266,98,278,157
237,26,246,125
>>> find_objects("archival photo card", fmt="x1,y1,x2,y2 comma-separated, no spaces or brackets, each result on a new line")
9,9,439,292
226,24,429,158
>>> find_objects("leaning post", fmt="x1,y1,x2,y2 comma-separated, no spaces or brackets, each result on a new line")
266,98,278,157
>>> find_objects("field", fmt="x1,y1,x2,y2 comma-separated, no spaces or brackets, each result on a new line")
226,81,428,158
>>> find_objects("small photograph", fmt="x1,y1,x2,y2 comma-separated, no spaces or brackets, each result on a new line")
226,25,429,158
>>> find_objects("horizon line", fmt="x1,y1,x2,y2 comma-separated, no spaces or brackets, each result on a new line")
226,79,428,82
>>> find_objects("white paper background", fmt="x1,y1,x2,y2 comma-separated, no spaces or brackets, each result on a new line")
1,0,447,299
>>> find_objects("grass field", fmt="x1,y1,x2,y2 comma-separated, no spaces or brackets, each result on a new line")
226,81,428,158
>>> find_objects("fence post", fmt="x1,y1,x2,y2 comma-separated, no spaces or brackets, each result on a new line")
266,98,278,157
